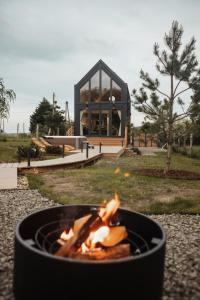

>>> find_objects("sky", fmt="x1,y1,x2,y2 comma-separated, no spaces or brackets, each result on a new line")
1,0,200,133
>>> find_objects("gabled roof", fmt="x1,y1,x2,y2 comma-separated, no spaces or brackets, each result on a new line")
75,59,127,88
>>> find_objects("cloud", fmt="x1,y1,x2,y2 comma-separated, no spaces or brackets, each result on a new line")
0,0,200,132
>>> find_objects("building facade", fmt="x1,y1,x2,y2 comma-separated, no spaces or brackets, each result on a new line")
74,60,131,138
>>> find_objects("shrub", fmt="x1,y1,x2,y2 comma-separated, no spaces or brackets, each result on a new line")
173,146,200,159
132,147,141,155
0,135,7,142
17,144,41,158
46,146,62,155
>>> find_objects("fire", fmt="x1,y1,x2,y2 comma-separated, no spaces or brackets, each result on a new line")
89,226,110,246
56,194,129,259
60,228,74,241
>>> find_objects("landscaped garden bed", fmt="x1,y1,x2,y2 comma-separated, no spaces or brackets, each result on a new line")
137,168,200,180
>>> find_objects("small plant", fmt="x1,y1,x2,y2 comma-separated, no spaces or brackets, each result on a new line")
0,135,7,142
46,146,62,155
132,147,141,155
17,144,41,158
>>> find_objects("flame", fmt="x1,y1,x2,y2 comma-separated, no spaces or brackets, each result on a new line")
89,226,110,245
60,228,74,241
99,193,120,222
80,243,89,253
58,194,123,254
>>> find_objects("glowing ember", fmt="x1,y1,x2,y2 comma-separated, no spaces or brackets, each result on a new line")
114,167,120,174
124,172,130,178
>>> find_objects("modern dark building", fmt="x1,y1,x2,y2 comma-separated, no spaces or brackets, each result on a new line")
74,60,131,139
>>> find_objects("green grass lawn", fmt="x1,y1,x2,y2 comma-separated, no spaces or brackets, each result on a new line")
0,135,64,162
173,145,200,159
0,135,31,162
28,152,200,214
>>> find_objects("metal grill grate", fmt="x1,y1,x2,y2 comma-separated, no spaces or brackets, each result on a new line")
34,219,149,256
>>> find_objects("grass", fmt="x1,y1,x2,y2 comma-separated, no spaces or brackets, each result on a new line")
28,152,200,214
0,135,31,162
0,135,64,162
173,145,200,159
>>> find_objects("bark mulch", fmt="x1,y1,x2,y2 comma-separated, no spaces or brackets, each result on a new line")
137,168,200,180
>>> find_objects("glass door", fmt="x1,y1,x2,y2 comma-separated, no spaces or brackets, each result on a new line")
90,110,101,135
100,110,109,136
90,110,110,136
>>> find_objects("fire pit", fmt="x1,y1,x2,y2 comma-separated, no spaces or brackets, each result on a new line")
14,198,166,300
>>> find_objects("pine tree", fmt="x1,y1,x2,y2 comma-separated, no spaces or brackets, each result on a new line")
29,98,66,135
133,21,200,173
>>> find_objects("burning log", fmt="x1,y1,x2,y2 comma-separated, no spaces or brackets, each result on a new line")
101,226,127,247
55,194,130,260
55,211,101,257
73,214,92,232
70,244,130,260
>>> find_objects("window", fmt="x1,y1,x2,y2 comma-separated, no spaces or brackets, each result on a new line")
91,71,100,102
112,109,121,136
91,110,100,135
80,82,90,103
80,109,89,135
112,80,121,102
100,71,111,102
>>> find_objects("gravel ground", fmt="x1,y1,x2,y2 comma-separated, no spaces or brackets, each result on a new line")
0,188,200,300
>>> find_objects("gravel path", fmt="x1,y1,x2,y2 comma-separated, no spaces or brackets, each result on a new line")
0,189,200,300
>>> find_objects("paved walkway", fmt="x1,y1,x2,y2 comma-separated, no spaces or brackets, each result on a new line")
0,167,17,189
0,146,123,169
138,147,167,156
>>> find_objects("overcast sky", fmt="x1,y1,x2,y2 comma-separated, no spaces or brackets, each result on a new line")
1,0,200,133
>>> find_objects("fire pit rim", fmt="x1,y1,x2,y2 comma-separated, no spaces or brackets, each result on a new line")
15,204,166,265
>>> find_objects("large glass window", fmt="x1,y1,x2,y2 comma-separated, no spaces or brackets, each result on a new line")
112,80,121,102
91,71,100,102
91,110,100,135
80,82,90,103
100,71,111,102
112,109,121,136
101,110,109,136
80,109,89,135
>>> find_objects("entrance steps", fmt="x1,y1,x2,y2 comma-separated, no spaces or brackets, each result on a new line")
87,137,125,146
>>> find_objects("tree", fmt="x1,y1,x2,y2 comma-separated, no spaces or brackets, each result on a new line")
0,78,16,133
29,98,66,135
133,21,200,173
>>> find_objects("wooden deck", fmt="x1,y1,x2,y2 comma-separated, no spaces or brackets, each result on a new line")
87,137,125,146
0,146,124,175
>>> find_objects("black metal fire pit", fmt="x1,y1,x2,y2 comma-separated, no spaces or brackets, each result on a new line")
14,205,166,300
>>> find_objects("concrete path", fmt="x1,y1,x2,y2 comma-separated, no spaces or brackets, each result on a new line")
138,147,167,156
0,167,17,189
0,146,123,169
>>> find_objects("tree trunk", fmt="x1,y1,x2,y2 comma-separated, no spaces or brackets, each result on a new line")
183,135,186,147
189,133,193,156
165,73,174,174
165,125,173,174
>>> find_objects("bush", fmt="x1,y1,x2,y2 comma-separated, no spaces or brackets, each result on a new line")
173,146,200,159
0,135,7,142
132,147,141,155
46,146,62,155
17,144,41,159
